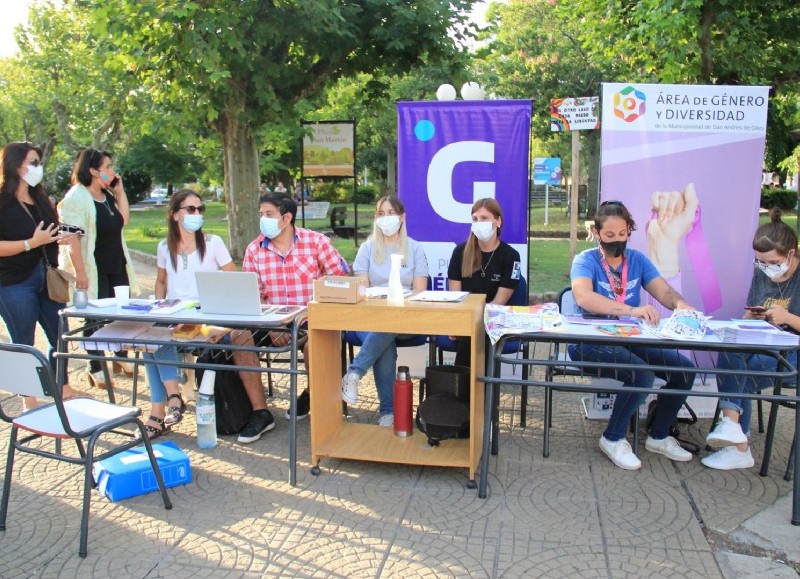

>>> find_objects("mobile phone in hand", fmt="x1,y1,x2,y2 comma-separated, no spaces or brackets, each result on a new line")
109,176,119,187
744,306,767,314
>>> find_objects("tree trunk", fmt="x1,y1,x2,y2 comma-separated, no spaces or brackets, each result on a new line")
217,113,260,260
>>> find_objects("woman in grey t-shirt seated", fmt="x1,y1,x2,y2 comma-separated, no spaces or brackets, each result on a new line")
704,220,800,470
340,195,429,427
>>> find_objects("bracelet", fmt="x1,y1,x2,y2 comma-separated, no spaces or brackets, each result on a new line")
22,239,30,252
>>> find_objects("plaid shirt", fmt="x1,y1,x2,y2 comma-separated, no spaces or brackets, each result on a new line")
242,227,347,305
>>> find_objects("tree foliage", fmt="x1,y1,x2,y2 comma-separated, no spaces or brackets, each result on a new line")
88,0,476,257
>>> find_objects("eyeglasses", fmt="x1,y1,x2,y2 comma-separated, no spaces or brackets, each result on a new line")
180,205,206,214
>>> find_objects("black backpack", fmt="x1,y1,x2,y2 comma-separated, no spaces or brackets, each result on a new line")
195,350,253,435
415,365,471,446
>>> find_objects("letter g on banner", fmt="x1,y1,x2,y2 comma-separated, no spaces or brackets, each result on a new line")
427,141,495,222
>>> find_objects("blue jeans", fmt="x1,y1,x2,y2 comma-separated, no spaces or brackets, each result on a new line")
568,343,696,441
0,262,66,385
716,350,796,436
143,346,179,404
348,331,410,416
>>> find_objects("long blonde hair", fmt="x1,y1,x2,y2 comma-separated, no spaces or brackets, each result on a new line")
462,197,503,277
371,195,409,265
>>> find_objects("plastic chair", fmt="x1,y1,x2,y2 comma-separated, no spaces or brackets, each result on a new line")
429,276,530,427
0,343,172,557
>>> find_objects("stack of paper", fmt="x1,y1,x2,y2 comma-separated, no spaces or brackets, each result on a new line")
711,320,799,346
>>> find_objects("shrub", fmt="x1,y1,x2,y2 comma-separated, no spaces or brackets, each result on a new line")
761,187,797,210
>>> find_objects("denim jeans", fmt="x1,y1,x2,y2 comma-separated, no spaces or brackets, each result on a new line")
0,261,66,385
348,331,412,416
568,342,696,441
716,350,796,436
142,346,180,404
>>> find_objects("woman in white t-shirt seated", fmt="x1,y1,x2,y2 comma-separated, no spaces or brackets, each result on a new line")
140,189,239,439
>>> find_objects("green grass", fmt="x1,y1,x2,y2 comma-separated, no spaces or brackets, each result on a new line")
127,201,791,296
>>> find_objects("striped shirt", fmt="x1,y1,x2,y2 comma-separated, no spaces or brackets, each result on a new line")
242,227,347,305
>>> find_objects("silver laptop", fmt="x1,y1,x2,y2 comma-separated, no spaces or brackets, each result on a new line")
195,271,304,321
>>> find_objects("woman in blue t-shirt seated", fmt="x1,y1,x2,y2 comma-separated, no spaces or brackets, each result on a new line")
703,220,800,470
570,200,697,471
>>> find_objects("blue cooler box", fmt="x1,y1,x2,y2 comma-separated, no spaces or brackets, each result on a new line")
93,440,191,501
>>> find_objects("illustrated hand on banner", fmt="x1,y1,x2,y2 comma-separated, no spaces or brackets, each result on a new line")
646,183,699,277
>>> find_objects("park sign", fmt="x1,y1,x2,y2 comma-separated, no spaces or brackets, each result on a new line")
301,121,355,177
550,97,600,131
533,158,562,186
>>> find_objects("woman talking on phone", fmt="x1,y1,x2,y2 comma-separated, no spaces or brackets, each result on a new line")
703,220,800,470
60,147,138,389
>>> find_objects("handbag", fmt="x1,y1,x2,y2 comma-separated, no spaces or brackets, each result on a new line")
16,199,75,304
45,264,75,304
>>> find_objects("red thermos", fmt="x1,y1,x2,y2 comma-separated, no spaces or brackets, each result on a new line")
393,365,413,437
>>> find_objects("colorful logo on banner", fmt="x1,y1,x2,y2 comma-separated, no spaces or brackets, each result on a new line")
612,86,647,123
397,100,531,287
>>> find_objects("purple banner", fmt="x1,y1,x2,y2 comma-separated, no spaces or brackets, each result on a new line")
600,83,769,318
397,100,531,286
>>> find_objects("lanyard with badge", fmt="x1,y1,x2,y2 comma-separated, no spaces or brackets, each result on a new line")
599,250,628,303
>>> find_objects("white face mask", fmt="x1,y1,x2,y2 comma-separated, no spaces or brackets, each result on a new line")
376,215,401,236
260,216,284,239
22,164,43,187
756,258,790,280
181,214,203,233
471,220,496,242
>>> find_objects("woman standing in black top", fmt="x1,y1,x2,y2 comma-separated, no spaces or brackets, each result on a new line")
60,148,138,389
0,142,80,408
447,197,522,366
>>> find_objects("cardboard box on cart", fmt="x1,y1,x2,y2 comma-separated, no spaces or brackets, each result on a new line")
313,275,368,304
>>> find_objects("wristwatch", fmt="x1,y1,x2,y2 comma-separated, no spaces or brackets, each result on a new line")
23,239,31,252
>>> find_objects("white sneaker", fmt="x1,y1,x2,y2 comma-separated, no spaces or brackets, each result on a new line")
701,446,755,470
378,414,394,427
645,436,692,462
599,436,641,470
341,372,360,404
706,416,748,448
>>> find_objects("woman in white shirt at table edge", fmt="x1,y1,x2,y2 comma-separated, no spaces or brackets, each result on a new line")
570,200,698,471
340,195,429,427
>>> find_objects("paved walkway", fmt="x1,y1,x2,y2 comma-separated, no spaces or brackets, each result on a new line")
0,255,798,578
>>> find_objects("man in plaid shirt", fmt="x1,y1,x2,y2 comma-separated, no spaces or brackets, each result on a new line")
241,192,348,432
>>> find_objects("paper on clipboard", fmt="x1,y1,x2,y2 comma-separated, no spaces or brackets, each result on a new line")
408,290,469,302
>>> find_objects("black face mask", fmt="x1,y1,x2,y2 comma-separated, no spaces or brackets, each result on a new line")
600,240,627,258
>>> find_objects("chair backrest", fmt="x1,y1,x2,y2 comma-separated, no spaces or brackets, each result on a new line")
0,343,55,401
509,275,528,306
330,206,347,228
557,286,577,315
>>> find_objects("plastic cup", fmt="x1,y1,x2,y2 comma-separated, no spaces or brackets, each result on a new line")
114,285,130,307
73,289,88,309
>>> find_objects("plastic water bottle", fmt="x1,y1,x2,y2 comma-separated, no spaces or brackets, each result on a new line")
393,366,413,437
196,369,217,449
387,254,404,306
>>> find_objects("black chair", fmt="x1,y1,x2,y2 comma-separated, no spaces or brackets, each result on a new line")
0,343,172,557
429,276,530,427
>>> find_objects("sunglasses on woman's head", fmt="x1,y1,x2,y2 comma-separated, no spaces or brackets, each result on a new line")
180,205,206,214
600,200,624,207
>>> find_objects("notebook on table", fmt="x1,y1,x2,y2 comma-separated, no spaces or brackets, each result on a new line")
194,271,305,322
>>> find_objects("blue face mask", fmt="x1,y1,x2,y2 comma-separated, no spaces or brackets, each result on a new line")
181,214,203,233
260,216,283,239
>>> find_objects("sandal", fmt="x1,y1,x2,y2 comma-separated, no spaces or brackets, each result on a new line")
139,415,168,440
164,393,186,427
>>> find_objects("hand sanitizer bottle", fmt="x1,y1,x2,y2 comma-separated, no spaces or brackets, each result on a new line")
387,254,404,306
196,370,217,449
